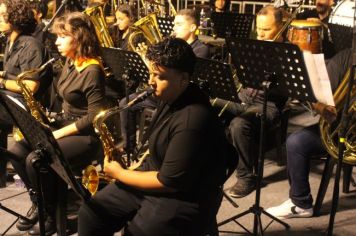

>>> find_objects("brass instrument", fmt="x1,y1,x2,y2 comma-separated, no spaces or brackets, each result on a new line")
128,13,163,52
320,69,356,164
13,58,56,141
84,5,114,48
82,88,155,195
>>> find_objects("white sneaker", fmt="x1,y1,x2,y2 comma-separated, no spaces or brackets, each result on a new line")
266,199,313,219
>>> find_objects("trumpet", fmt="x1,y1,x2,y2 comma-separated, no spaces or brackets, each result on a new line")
82,88,155,195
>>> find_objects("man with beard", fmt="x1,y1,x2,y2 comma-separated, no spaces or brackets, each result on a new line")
296,0,335,59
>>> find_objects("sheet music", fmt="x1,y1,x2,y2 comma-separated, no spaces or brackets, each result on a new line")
303,52,335,106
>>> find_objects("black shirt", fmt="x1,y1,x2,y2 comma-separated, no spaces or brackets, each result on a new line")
146,83,232,199
326,48,352,92
2,34,52,101
296,9,335,59
57,59,106,134
190,38,210,58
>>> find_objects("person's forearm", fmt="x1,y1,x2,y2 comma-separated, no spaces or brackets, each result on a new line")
53,123,78,139
0,77,39,94
115,170,167,190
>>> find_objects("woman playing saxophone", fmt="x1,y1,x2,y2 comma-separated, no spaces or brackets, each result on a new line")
7,12,106,235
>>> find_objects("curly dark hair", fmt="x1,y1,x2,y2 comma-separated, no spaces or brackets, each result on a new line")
52,12,101,58
28,0,48,19
0,0,37,35
146,37,196,76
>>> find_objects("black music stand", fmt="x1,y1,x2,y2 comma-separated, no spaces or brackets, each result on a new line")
0,94,90,236
329,23,353,53
218,38,318,235
210,12,254,39
157,16,174,37
192,57,239,103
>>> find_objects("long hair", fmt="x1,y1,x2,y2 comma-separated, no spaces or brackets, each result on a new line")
52,12,101,58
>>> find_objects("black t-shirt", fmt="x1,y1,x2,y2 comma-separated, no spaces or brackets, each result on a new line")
296,9,335,59
145,83,232,200
190,38,210,58
2,34,52,101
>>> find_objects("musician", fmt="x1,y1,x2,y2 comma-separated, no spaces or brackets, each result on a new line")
173,9,210,58
0,0,51,186
266,48,352,219
119,8,210,153
110,4,138,49
78,37,235,236
210,0,231,12
296,0,335,59
213,5,287,198
28,0,48,43
8,12,106,235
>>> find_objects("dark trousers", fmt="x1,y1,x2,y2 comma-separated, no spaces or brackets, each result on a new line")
119,93,158,151
78,182,222,236
213,98,279,180
8,135,101,207
287,125,326,209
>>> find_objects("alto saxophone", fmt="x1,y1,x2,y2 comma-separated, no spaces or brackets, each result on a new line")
13,58,55,141
82,88,154,195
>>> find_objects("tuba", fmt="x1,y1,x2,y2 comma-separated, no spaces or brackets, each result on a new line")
319,69,356,164
84,5,114,48
82,88,154,195
128,13,163,51
13,58,56,141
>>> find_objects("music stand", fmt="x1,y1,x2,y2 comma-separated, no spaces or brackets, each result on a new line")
157,16,174,37
192,57,239,103
210,12,254,39
218,38,318,235
0,93,90,236
101,47,149,86
329,23,353,53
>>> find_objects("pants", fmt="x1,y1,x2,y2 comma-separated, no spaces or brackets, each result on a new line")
119,93,158,151
287,125,326,209
8,135,101,207
213,98,279,180
78,182,222,236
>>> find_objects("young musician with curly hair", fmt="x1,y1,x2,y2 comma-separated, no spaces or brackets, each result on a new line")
7,12,106,235
0,0,51,186
78,37,235,236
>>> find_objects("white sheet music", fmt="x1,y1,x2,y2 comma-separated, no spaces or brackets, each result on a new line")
303,52,335,106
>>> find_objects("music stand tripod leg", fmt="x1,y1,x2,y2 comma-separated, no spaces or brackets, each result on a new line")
31,148,49,236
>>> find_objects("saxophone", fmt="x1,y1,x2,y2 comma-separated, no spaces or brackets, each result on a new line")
13,58,55,141
82,88,154,195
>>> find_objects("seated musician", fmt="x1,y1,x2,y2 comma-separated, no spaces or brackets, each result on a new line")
7,12,106,235
266,48,352,219
296,0,335,59
119,8,210,153
210,0,231,13
110,3,138,49
78,36,236,236
213,5,287,198
0,0,52,184
28,0,48,43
